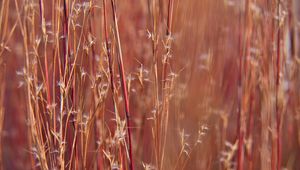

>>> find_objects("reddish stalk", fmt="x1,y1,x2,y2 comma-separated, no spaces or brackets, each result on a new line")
87,1,100,169
238,0,252,169
270,1,276,169
102,0,119,168
276,0,282,168
160,0,174,169
246,91,254,168
103,0,116,105
88,1,96,76
237,5,244,170
110,0,134,169
162,0,174,88
38,0,51,105
149,0,161,167
62,0,69,75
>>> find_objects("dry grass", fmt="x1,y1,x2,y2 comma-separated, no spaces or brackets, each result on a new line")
1,0,300,169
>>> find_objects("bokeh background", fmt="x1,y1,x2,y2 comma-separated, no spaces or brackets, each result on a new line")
1,0,300,169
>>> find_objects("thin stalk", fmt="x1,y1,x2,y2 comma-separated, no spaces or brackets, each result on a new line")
238,0,252,169
110,0,134,169
103,0,118,116
162,0,174,88
247,92,254,170
39,0,52,108
160,0,174,169
276,0,282,169
150,0,160,167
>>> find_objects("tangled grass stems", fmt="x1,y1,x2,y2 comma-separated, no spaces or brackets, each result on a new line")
2,0,300,169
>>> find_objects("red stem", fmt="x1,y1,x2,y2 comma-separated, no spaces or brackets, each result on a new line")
110,1,134,169
276,1,281,168
39,0,51,105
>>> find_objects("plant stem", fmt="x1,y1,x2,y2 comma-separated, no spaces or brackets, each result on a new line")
110,0,134,169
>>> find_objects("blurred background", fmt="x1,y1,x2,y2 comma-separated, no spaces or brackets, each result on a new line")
1,0,300,169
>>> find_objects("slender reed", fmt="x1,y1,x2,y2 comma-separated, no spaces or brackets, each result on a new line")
110,0,134,169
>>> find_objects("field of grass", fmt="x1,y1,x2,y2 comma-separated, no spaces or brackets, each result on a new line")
0,0,300,169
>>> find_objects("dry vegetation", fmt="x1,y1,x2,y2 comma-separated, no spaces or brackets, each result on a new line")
1,0,300,169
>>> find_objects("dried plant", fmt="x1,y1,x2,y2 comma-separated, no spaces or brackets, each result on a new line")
1,0,300,169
